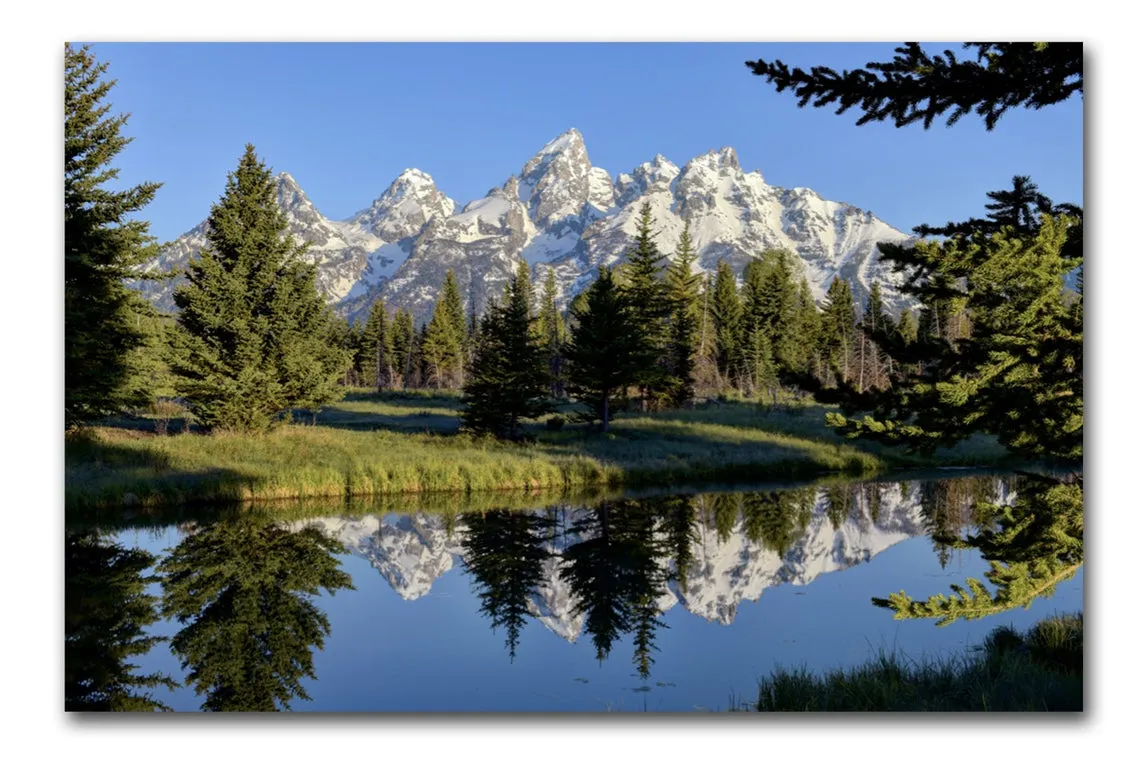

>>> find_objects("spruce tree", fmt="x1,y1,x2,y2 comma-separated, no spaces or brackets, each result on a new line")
819,277,857,386
360,299,395,392
565,267,642,432
168,145,348,431
461,261,551,439
65,44,162,428
422,270,465,388
746,42,1082,131
536,268,568,398
392,308,415,389
664,223,701,407
622,202,670,406
710,260,743,389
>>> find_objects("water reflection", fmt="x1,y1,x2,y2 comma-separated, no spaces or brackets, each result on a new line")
874,474,1083,625
64,473,1083,710
158,517,354,711
65,531,176,711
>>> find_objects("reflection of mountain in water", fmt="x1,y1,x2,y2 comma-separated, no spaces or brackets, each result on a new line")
293,481,1006,640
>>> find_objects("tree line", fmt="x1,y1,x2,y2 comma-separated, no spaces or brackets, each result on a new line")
66,41,1083,475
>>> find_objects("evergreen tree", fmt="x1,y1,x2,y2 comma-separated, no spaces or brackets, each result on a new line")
392,308,415,389
460,261,551,439
422,270,466,388
664,223,701,407
65,44,162,428
795,277,823,380
819,277,857,386
622,202,671,406
159,518,353,711
710,260,743,388
66,531,176,711
745,43,1083,465
746,42,1082,131
691,273,718,393
564,267,643,432
536,268,568,398
167,145,348,431
359,300,395,392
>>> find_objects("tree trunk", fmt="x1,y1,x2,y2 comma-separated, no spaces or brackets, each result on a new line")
602,390,610,433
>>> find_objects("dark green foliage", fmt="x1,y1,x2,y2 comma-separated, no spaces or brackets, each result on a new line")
65,532,176,711
460,261,551,439
564,267,643,431
359,299,395,391
710,260,743,385
828,213,1082,461
536,268,568,398
740,489,814,557
422,270,466,388
560,503,669,676
746,42,1082,130
819,277,857,384
460,510,554,660
874,476,1083,625
747,42,1083,466
664,223,701,407
623,202,671,404
392,308,416,388
65,44,162,428
662,495,696,593
159,517,353,711
167,145,349,431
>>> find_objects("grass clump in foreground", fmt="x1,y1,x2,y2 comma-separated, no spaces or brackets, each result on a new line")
741,613,1083,712
66,392,1013,511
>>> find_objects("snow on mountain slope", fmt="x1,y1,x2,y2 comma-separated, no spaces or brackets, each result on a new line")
139,129,916,323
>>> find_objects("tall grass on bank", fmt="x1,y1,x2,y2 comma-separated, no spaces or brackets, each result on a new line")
67,393,1014,512
740,613,1083,711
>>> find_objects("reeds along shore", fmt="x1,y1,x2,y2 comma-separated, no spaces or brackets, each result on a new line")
65,393,1014,512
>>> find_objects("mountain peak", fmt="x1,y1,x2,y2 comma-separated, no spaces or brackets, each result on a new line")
702,146,739,170
537,128,585,156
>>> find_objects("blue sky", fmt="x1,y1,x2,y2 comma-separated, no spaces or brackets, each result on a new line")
87,42,1083,244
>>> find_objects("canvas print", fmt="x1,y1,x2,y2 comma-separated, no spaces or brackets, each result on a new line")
64,42,1083,712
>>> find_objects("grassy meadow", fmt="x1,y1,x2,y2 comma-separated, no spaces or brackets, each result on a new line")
66,389,1016,511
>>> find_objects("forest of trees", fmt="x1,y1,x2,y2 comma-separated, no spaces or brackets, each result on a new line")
65,39,1083,463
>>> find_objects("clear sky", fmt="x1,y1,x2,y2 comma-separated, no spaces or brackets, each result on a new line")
86,42,1084,244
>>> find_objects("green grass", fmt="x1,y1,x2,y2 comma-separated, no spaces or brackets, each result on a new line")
738,613,1083,711
66,390,1016,511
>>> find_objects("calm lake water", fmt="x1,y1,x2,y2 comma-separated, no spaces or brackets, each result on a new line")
65,471,1083,712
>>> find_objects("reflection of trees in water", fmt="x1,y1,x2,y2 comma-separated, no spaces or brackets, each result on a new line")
875,475,1082,626
158,518,353,711
559,502,669,678
460,510,553,660
918,475,1008,569
65,531,176,711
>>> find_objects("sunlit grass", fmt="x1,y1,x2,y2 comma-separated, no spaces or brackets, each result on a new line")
66,391,1015,510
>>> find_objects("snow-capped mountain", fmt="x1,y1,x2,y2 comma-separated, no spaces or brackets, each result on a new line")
140,129,915,322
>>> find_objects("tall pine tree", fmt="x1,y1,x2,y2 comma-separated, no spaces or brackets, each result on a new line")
710,260,743,389
536,267,568,398
65,44,162,428
461,261,551,439
622,202,670,407
565,267,642,432
664,223,701,408
167,145,348,431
